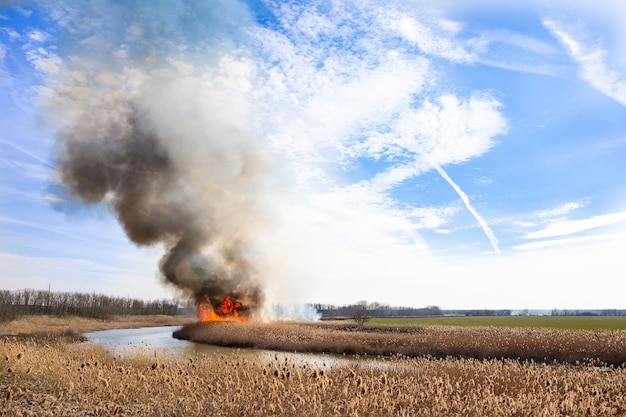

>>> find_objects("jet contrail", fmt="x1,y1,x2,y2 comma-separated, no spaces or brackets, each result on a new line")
433,164,500,254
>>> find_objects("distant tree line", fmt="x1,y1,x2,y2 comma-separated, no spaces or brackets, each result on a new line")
550,309,626,316
314,301,443,320
0,288,192,322
445,309,513,316
314,303,626,320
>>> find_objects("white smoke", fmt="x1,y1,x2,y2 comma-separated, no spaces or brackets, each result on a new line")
266,304,322,322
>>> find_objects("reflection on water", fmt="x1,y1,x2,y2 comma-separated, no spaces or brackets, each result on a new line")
83,326,396,370
83,326,232,358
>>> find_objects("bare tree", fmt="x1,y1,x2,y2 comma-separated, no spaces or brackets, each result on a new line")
351,302,370,326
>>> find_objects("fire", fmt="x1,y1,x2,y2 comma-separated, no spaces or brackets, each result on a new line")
197,295,247,323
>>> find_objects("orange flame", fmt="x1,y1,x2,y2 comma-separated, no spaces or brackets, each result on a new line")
197,295,247,323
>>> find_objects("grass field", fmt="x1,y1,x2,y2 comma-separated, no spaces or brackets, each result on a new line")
367,315,626,331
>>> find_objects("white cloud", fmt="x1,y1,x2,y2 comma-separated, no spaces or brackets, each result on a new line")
25,46,61,73
357,93,507,194
0,138,54,168
27,29,49,42
295,89,509,257
409,204,460,229
535,201,586,219
549,0,626,65
464,27,573,77
544,18,626,106
381,8,474,63
443,229,626,309
600,137,626,149
13,6,33,18
414,94,507,166
1,27,20,41
251,11,432,176
472,29,558,57
524,211,626,240
473,176,492,186
512,233,616,251
299,212,626,308
511,220,536,228
246,2,510,263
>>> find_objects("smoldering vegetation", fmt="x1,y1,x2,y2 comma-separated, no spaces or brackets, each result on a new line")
2,336,626,416
174,321,626,366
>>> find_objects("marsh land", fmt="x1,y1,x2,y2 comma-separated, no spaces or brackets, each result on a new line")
1,315,625,416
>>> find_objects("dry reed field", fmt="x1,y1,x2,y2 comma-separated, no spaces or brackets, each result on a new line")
175,321,626,366
2,317,626,416
0,315,192,343
2,336,625,416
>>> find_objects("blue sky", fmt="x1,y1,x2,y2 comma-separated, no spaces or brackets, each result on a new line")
1,0,625,310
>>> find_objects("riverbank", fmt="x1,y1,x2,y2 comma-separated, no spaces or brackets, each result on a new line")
0,314,194,343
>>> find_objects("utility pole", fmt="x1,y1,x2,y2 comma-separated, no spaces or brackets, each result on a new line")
47,283,51,315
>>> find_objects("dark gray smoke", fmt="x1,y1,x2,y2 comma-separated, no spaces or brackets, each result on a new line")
40,0,301,318
52,83,268,312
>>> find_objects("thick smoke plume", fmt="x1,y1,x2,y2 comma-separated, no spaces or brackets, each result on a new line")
38,0,323,320
34,0,287,318
51,71,271,314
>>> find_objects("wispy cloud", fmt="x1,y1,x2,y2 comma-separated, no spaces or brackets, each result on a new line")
524,211,626,240
0,27,20,41
512,233,617,251
240,2,510,262
408,203,460,229
0,138,54,168
466,28,572,77
600,137,626,149
25,46,61,73
473,29,558,57
381,8,474,63
535,200,586,219
27,29,50,43
354,94,507,192
543,18,626,106
0,215,126,248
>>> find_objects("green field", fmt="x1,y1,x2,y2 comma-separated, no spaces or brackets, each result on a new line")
367,315,626,331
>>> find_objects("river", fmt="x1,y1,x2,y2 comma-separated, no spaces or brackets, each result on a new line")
82,326,384,369
83,326,229,358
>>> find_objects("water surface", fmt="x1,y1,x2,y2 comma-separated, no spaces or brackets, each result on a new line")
83,326,386,369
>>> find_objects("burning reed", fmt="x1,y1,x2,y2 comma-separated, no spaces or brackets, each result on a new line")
174,321,626,366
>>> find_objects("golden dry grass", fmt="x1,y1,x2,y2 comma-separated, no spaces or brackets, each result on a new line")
175,321,626,366
0,315,193,339
2,336,625,416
